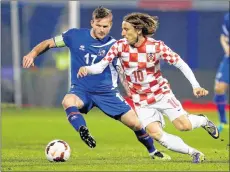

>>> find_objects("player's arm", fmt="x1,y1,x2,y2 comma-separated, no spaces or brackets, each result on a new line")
22,34,66,68
221,14,229,57
158,41,208,98
220,34,229,56
77,42,119,77
116,61,131,97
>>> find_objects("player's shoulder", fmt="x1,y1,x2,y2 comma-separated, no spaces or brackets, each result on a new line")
146,37,163,45
92,35,116,48
105,35,117,44
63,28,89,35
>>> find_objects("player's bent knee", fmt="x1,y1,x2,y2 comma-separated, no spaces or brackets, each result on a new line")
214,82,228,94
214,86,225,94
182,123,192,131
173,117,192,131
174,122,191,131
148,130,162,141
62,98,74,109
130,119,142,130
146,122,163,140
62,94,82,109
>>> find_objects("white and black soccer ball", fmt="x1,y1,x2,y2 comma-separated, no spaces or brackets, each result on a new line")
45,139,71,162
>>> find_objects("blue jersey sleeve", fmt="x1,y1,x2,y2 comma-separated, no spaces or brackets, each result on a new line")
62,28,79,47
222,13,229,37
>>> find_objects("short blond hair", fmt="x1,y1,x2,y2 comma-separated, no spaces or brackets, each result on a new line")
92,6,113,20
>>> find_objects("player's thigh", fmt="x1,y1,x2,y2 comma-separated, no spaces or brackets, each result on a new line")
92,90,131,119
135,105,165,130
153,93,187,122
155,93,192,130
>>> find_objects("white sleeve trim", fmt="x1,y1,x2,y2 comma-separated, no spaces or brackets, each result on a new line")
173,58,201,89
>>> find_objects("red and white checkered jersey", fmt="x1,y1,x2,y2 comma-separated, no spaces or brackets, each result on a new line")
103,37,180,106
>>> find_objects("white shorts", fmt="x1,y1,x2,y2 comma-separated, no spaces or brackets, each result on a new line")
134,92,187,128
135,105,165,129
151,92,188,122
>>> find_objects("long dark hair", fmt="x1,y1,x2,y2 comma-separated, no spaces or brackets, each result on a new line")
123,12,159,36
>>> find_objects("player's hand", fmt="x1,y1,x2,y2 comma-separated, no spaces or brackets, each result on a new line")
193,87,209,98
77,66,88,78
23,54,35,68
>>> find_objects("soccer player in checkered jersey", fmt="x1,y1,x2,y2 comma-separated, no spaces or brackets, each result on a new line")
78,12,220,163
214,12,229,132
22,7,172,160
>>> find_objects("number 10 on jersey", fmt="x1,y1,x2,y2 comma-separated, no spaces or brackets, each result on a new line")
133,70,144,82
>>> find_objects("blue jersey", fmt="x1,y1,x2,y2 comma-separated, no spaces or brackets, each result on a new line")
54,28,119,92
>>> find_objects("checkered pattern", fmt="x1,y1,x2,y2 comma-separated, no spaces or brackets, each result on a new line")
104,37,180,106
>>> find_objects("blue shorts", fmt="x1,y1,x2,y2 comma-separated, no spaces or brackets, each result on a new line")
215,57,229,84
68,85,131,120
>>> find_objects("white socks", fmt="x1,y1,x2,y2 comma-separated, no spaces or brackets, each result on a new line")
158,131,196,155
188,114,207,130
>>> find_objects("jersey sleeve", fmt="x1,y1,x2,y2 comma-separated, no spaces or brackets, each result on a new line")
174,58,200,88
157,41,180,65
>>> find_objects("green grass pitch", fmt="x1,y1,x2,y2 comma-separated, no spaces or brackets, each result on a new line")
1,107,229,171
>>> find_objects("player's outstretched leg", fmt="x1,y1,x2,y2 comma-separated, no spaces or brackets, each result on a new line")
121,109,171,160
198,114,220,139
79,126,96,148
147,121,205,163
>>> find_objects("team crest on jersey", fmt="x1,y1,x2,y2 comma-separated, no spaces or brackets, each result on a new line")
79,45,85,51
98,49,106,56
147,53,154,62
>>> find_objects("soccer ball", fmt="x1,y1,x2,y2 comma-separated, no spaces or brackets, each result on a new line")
45,139,71,162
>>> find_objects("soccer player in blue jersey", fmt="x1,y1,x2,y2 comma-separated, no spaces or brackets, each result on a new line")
214,12,229,132
22,6,170,160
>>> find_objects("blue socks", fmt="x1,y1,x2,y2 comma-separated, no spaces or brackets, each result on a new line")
214,94,227,124
65,106,86,131
134,129,155,153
